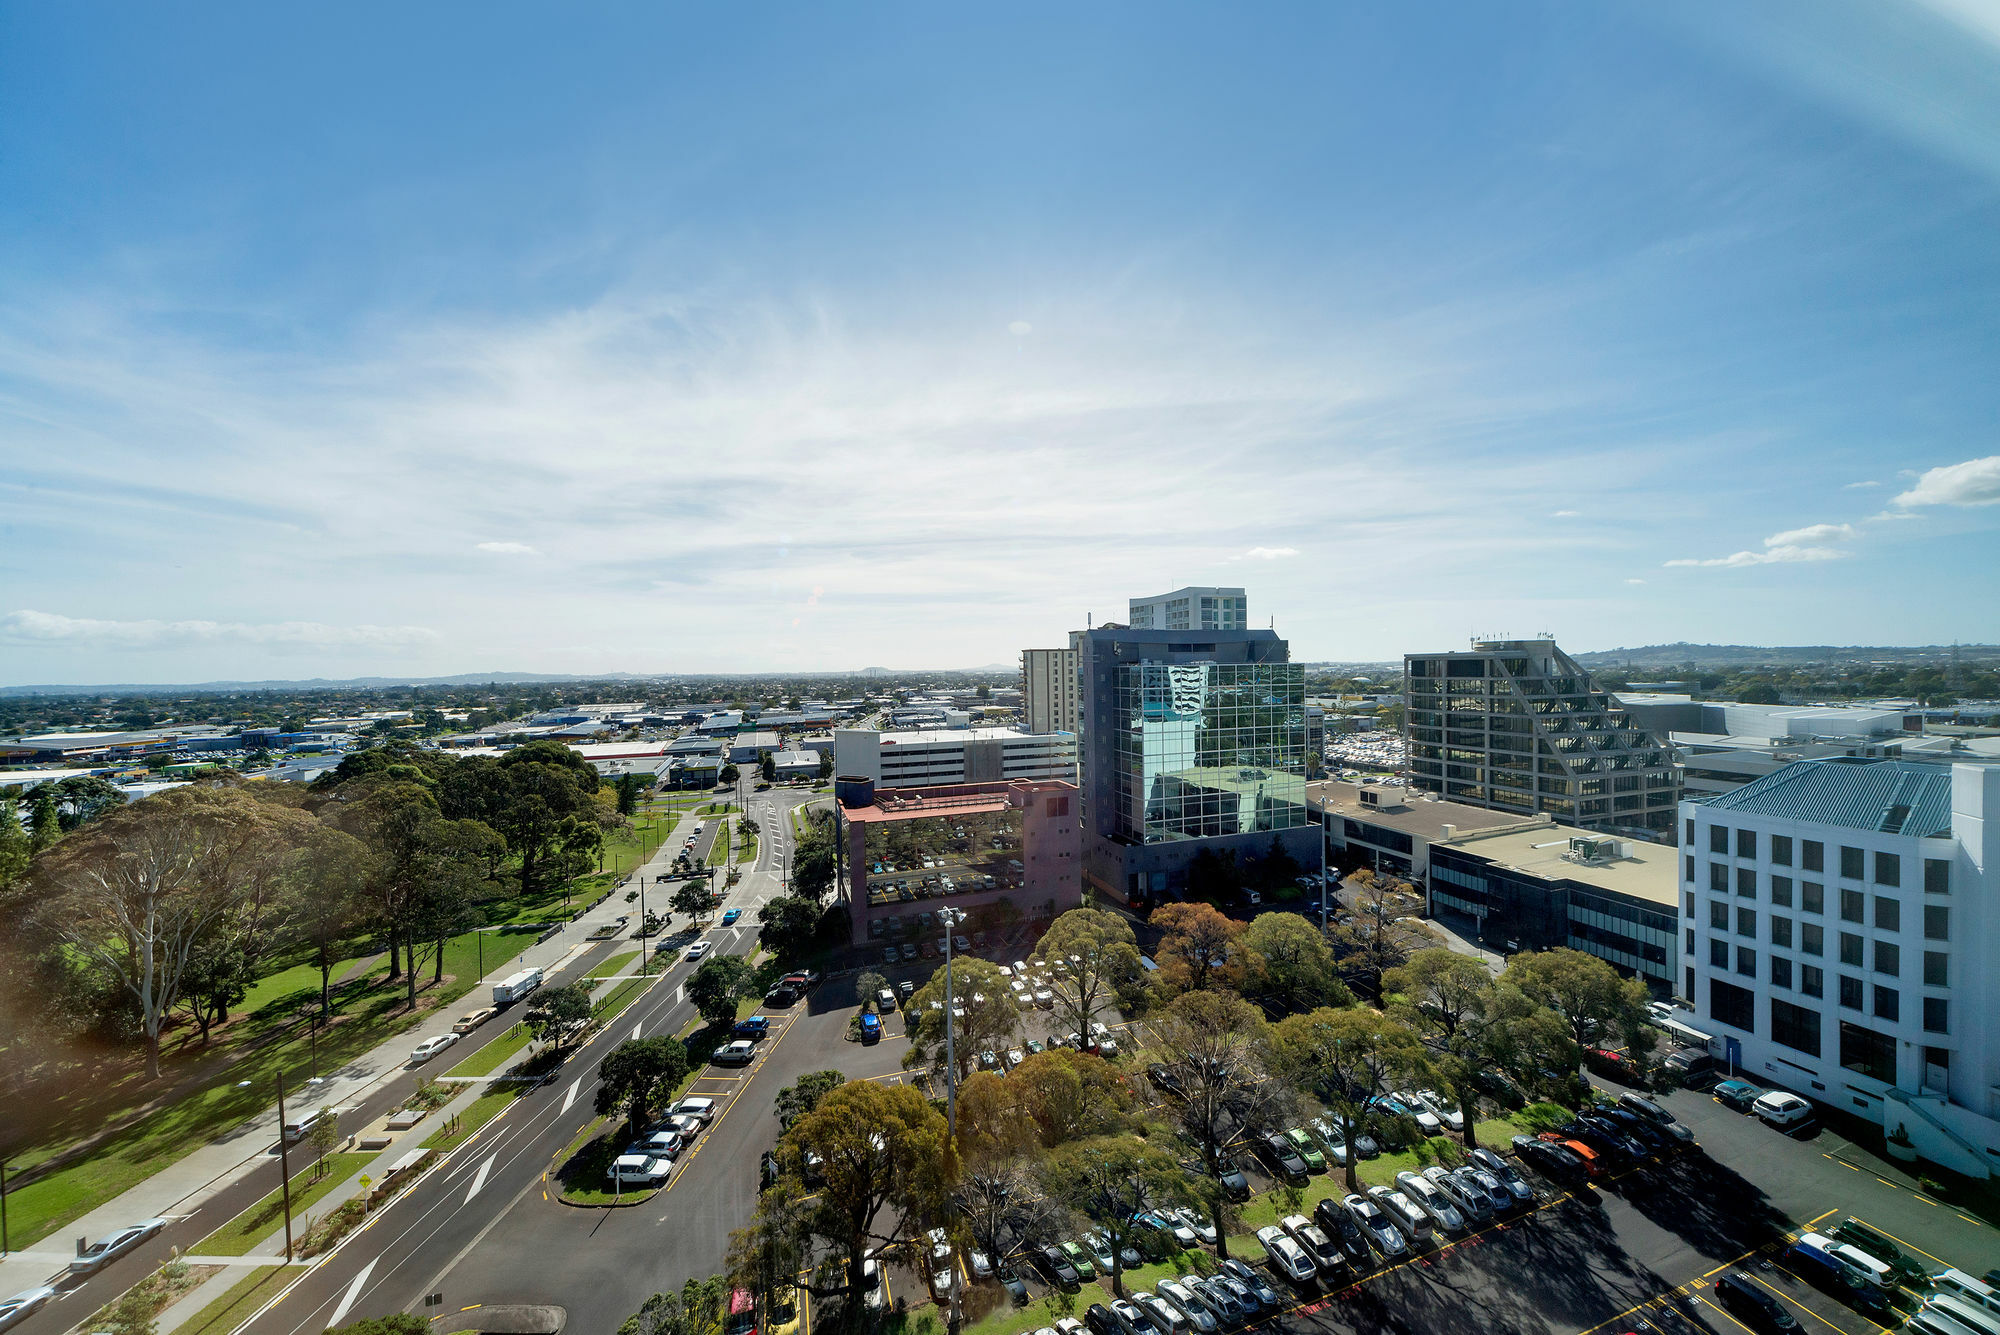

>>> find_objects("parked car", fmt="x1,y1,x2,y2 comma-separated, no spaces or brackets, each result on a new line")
410,1032,459,1064
1192,1276,1252,1327
1714,1078,1765,1111
1560,1119,1645,1167
1342,1193,1408,1259
1713,1272,1802,1333
606,1154,673,1188
1469,1146,1535,1205
1060,1240,1097,1281
630,1129,683,1158
734,1015,771,1039
1110,1299,1161,1335
1279,1213,1349,1278
1216,1162,1251,1201
1536,1133,1604,1178
1084,1305,1119,1335
1314,1197,1375,1265
1512,1134,1589,1183
1412,1088,1465,1133
1367,1185,1433,1243
1170,1205,1218,1246
1258,1133,1310,1185
1584,1047,1645,1083
1396,1171,1466,1233
713,1039,757,1065
1218,1258,1282,1311
68,1219,170,1276
1582,1107,1672,1155
859,1012,882,1043
671,1096,717,1125
1039,1246,1081,1290
1753,1091,1815,1129
0,1287,58,1333
998,1265,1030,1306
1256,1226,1318,1286
1616,1092,1696,1146
1456,1164,1516,1217
1828,1218,1931,1286
1135,1291,1196,1335
1159,1279,1222,1334
1081,1231,1119,1276
1284,1127,1328,1174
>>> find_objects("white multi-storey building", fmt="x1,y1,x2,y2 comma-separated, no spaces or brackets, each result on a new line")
1020,646,1080,736
1126,586,1247,631
833,727,1076,788
1681,759,2000,1180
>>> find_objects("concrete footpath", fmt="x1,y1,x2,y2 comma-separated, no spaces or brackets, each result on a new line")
0,804,707,1295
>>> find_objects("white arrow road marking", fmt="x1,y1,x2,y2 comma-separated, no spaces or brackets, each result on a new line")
562,1079,580,1113
329,1256,377,1327
463,1152,495,1204
631,1023,641,1042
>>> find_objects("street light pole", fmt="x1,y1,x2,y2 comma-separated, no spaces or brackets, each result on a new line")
937,905,964,1139
275,1074,296,1262
1,1159,12,1257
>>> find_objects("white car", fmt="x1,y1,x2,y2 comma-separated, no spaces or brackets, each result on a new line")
1396,1170,1466,1233
686,940,711,961
1255,1226,1316,1285
606,1154,673,1188
629,1129,683,1158
712,1040,757,1066
671,1096,717,1125
927,1227,955,1297
1158,1279,1221,1333
0,1287,58,1333
410,1033,459,1064
1413,1088,1465,1133
1367,1184,1432,1242
68,1219,170,1276
1752,1091,1814,1128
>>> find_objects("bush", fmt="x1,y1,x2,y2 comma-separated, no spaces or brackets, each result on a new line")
300,1199,367,1256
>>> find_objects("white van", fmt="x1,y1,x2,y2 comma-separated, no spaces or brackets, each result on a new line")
1929,1273,2000,1323
1796,1232,1892,1291
1908,1309,1986,1335
1921,1295,2000,1335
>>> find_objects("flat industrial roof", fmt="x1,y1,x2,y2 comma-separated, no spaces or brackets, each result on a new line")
867,728,1073,746
1307,780,1536,840
1446,824,1680,907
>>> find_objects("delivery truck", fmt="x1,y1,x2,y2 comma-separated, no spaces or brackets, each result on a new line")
493,966,545,1007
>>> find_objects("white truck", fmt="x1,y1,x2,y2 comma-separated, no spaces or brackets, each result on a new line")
493,966,545,1007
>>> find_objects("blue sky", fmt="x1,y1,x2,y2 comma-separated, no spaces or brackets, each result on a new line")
3,1,1998,682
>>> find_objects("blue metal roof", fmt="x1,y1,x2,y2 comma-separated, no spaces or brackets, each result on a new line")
1697,760,1954,837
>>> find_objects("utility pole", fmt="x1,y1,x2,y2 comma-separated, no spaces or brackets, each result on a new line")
937,905,964,1138
638,875,650,976
275,1074,296,1262
1,1159,12,1257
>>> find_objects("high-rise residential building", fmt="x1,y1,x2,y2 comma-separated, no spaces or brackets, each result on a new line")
1127,586,1248,631
1681,759,2000,1179
1020,646,1080,736
833,727,1075,789
1076,625,1316,902
1404,637,1679,835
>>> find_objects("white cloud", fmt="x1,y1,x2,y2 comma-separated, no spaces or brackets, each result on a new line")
1551,509,1579,518
1,610,439,652
1668,519,1864,568
1891,455,2000,508
477,541,542,556
1764,522,1857,547
1238,547,1300,560
1624,578,1646,584
1007,320,1033,335
1843,479,1880,489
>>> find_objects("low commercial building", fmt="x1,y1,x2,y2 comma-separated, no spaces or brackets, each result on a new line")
835,777,1083,945
1618,693,1926,798
728,731,782,763
833,727,1076,789
1309,779,1537,880
1682,759,2000,1180
771,750,822,780
697,711,745,735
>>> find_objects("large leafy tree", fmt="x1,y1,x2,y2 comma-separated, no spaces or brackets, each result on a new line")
1007,1047,1133,1148
596,1036,691,1135
1032,908,1143,1046
291,825,374,1020
773,1070,846,1131
687,954,754,1028
901,957,1018,1082
1501,947,1655,1071
1241,911,1351,1013
1043,1136,1190,1297
1150,902,1246,993
490,742,601,897
0,798,30,894
1326,873,1412,999
1269,1006,1426,1192
1385,948,1499,1146
45,775,127,832
526,982,593,1053
757,896,822,960
619,1276,729,1335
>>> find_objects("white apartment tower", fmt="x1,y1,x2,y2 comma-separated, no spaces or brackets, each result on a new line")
1020,647,1080,736
1682,759,2000,1180
1126,587,1247,631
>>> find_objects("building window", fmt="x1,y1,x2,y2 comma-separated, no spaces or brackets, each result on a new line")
1838,1021,1896,1082
1709,939,1729,969
1840,888,1864,924
1873,986,1899,1022
1923,950,1947,987
1801,964,1824,998
1709,825,1729,855
1874,897,1900,932
1802,882,1824,915
1923,997,1948,1035
1685,892,1695,918
1684,818,1695,847
1874,851,1900,888
1803,840,1824,873
1840,846,1864,880
1737,868,1757,897
1709,862,1729,894
1770,875,1792,907
1737,829,1757,860
1770,955,1792,989
1685,855,1695,884
1924,904,1949,941
1839,932,1863,967
1686,928,1695,956
1839,974,1863,1010
1874,941,1899,977
1924,858,1950,895
1771,915,1792,948
1736,946,1756,977
1710,978,1755,1031
1802,923,1824,956
1772,998,1821,1056
1709,900,1729,930
1736,907,1757,938
1771,835,1793,867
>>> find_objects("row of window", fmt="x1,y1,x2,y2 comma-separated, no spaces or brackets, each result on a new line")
1698,905,1949,980
1691,871,1952,939
1701,939,1949,1032
1687,821,1951,894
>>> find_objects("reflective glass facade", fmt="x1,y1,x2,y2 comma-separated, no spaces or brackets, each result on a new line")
1111,660,1309,843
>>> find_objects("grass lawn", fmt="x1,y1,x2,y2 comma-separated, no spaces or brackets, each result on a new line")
551,1116,660,1205
708,820,731,867
194,1152,373,1256
734,825,758,865
588,950,640,981
591,972,656,1023
445,1020,537,1078
421,1083,524,1152
433,926,536,994
169,1264,286,1335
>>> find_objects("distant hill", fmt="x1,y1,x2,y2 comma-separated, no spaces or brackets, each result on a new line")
1571,643,2000,669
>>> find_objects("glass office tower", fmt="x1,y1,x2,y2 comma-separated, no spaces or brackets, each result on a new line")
1112,660,1309,841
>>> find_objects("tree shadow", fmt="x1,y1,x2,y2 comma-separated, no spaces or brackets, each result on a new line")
1606,1154,1790,1261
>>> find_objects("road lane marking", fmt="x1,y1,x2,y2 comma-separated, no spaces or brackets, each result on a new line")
562,1079,580,1113
464,1153,495,1204
329,1257,378,1327
632,1023,641,1042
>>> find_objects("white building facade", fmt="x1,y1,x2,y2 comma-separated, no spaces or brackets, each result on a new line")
1681,760,2000,1180
1020,647,1080,736
1126,586,1247,631
833,727,1077,789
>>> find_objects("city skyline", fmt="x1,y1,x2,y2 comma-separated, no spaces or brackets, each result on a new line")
5,3,2000,683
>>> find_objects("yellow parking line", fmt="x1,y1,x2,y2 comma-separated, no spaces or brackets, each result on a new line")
1848,1217,1952,1269
1749,1270,1886,1335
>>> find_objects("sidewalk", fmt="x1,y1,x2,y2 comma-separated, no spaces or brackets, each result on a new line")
0,807,702,1293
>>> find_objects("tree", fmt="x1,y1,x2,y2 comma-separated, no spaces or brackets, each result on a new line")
46,775,127,832
597,1036,691,1136
1043,1136,1189,1297
23,788,275,1078
774,1070,845,1131
615,772,643,817
1327,873,1411,999
757,896,822,960
330,779,443,984
306,1105,341,1176
1385,948,1499,1146
1150,902,1246,993
671,878,717,925
688,954,754,1028
1148,991,1288,1257
777,1080,957,1305
816,752,834,781
1184,847,1240,904
1032,908,1143,1049
760,754,777,783
856,972,888,1014
956,1159,1064,1282
1241,912,1351,1013
0,799,29,894
1501,947,1653,1071
489,742,600,897
718,764,740,787
620,1276,728,1335
1269,1006,1426,1191
791,817,836,901
403,821,489,1004
1009,1047,1134,1148
27,788,61,853
1251,835,1303,892
901,958,1019,1082
291,826,372,1020
175,937,248,1045
526,982,592,1053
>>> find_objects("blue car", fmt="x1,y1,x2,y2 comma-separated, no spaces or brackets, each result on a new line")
1714,1078,1764,1112
734,1016,770,1040
860,1012,882,1043
721,908,742,926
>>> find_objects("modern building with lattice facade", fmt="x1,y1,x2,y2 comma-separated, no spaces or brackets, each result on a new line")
1404,637,1679,835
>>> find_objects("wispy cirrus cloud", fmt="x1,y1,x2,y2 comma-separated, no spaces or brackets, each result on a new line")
1237,547,1300,561
477,541,542,556
0,609,438,652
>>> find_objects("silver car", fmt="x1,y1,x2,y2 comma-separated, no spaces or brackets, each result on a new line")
69,1219,170,1276
0,1288,57,1334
